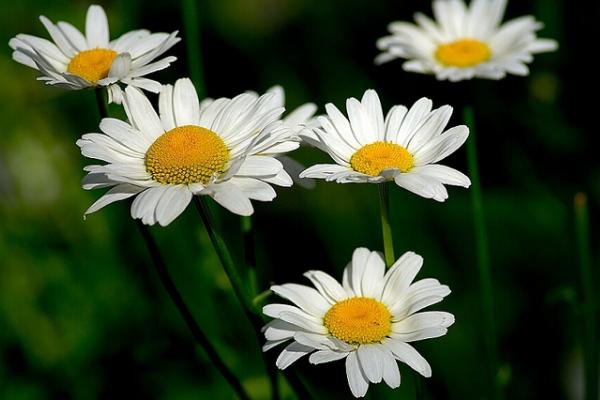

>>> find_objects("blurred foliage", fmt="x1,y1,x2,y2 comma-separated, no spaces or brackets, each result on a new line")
0,0,598,399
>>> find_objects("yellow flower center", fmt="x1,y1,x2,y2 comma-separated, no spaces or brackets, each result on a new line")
350,141,414,176
145,125,229,185
435,39,491,68
324,297,392,345
67,48,118,83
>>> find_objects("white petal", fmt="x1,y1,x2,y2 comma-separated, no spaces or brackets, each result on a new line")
303,270,348,304
275,342,314,370
56,22,87,51
108,53,131,79
309,350,349,365
384,105,408,142
381,252,423,306
236,156,283,177
384,340,432,377
407,105,453,153
361,90,385,141
278,311,327,334
271,283,330,317
410,165,470,187
357,345,383,383
381,348,401,388
228,177,276,201
347,247,371,297
346,351,369,398
396,98,432,147
85,5,109,48
123,86,164,141
130,186,167,225
361,251,385,299
394,173,448,202
347,97,377,145
392,311,455,334
154,185,192,226
173,78,200,126
299,164,350,180
85,184,142,215
158,84,176,131
210,182,254,216
413,125,469,165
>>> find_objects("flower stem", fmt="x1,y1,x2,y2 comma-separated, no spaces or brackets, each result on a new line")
241,216,258,297
94,88,108,119
378,183,395,268
464,106,502,400
574,193,598,400
135,221,251,400
194,199,313,399
241,215,279,399
181,0,206,97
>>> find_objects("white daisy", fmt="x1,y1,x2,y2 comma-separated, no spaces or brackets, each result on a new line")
300,89,470,202
9,4,180,103
375,0,558,81
263,247,454,398
202,85,318,188
78,78,297,225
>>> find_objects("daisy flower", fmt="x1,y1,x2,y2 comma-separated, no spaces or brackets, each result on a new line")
300,89,470,202
9,4,180,103
202,85,318,188
263,247,454,398
78,78,297,225
375,0,558,81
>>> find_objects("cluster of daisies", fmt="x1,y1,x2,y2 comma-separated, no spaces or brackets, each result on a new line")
10,0,556,397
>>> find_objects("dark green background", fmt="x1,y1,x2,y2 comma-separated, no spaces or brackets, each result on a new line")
0,0,597,399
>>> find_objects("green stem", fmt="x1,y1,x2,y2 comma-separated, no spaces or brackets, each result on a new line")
242,215,259,297
194,198,291,400
181,0,206,97
194,197,258,317
574,193,598,400
464,106,501,400
94,88,108,119
135,221,251,400
378,183,395,268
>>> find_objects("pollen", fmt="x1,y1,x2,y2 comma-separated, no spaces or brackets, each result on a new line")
350,141,414,176
323,297,392,345
435,39,491,68
67,48,118,83
145,125,229,185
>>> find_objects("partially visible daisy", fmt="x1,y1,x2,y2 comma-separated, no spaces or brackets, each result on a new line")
78,78,296,225
263,247,454,398
300,89,470,202
202,85,318,188
375,0,558,81
9,4,180,103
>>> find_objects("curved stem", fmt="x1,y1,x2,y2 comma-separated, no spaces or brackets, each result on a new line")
135,221,251,400
194,198,313,399
464,106,501,400
378,183,395,268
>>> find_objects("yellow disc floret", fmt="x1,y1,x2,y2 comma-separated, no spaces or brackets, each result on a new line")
145,125,229,185
435,39,491,68
350,141,414,176
324,297,392,345
67,48,118,83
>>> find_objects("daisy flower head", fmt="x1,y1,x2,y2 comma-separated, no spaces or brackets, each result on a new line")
78,78,297,226
9,4,180,103
375,0,558,81
263,247,454,398
300,89,470,202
